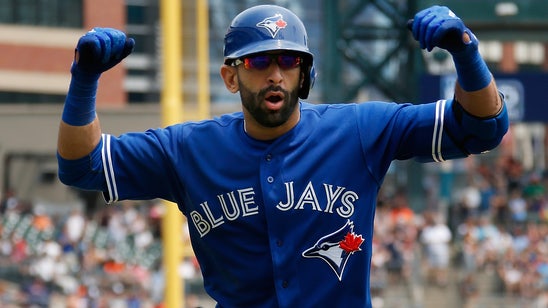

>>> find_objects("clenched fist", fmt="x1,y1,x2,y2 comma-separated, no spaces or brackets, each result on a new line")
72,27,135,76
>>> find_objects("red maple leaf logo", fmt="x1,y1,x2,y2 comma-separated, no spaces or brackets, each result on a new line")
339,232,364,254
275,19,287,29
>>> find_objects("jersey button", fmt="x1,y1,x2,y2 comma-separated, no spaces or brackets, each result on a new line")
265,154,272,161
276,240,283,247
282,280,288,288
267,176,274,183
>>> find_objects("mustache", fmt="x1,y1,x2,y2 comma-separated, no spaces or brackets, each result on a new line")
258,85,288,97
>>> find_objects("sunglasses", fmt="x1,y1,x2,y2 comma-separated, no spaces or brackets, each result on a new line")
231,54,302,70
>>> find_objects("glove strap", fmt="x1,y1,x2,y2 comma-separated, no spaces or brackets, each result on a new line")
451,29,492,92
62,64,100,126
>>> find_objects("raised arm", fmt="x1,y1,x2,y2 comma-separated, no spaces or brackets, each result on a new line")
409,6,503,118
57,28,134,160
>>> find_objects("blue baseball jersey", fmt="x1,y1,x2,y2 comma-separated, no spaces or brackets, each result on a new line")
58,100,507,307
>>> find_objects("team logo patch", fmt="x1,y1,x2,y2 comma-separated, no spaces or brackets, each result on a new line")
256,13,287,38
302,220,364,281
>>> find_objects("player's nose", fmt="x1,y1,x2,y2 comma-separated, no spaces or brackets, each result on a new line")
266,63,283,85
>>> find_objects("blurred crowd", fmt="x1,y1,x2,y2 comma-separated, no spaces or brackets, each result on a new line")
1,124,548,307
370,127,548,307
0,196,203,308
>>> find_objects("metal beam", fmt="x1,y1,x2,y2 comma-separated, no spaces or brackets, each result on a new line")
322,0,420,103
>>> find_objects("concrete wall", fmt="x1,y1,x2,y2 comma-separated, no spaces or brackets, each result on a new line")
0,104,161,205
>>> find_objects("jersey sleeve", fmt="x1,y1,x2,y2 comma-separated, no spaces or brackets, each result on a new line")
100,128,183,203
57,126,184,204
356,96,508,166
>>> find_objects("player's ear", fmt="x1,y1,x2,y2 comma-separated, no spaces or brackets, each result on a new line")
220,65,239,93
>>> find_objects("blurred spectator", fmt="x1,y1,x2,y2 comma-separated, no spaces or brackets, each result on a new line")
459,229,480,273
478,176,496,216
21,277,50,307
523,173,546,222
457,178,482,220
377,190,418,283
388,189,414,226
502,156,525,192
490,192,510,226
0,189,19,214
64,208,86,246
508,188,528,224
419,211,452,286
458,273,479,308
483,224,513,270
32,205,54,232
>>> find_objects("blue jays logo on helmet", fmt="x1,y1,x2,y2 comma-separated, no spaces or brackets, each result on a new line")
256,13,287,38
302,220,364,281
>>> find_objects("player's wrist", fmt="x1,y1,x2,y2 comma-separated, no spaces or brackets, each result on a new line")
450,29,491,92
71,62,102,81
62,63,100,126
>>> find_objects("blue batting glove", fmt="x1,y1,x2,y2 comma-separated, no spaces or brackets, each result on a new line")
410,6,475,53
62,28,134,127
408,6,492,93
72,27,135,76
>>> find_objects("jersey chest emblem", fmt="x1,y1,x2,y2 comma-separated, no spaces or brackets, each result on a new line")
302,220,364,281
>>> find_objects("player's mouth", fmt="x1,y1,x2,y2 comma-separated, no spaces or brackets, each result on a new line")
264,91,284,111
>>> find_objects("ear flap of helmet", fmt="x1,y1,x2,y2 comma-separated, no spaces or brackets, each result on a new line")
299,64,316,99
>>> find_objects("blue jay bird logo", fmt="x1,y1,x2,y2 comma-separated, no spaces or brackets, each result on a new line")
256,13,287,38
302,220,364,281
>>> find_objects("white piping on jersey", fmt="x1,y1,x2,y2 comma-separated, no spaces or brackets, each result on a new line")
432,99,446,162
101,134,119,203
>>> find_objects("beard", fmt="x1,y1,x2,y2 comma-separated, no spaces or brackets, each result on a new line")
239,81,301,128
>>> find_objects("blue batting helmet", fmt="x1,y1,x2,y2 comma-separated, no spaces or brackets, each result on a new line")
223,5,316,99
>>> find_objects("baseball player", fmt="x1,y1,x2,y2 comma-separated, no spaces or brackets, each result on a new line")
57,4,508,308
